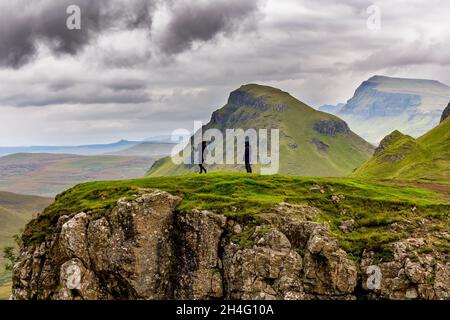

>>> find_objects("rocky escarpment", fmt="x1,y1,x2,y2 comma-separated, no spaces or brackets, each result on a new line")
441,101,450,123
12,190,450,300
313,120,350,136
227,89,289,113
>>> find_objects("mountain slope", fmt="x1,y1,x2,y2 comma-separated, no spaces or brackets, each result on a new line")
147,84,374,177
0,153,156,197
0,191,52,299
320,76,450,143
353,107,450,182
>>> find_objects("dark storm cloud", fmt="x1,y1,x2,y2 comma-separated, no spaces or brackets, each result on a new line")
159,0,261,54
0,0,156,68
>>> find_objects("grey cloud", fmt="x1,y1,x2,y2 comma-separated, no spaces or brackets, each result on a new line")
0,0,156,68
4,91,151,107
159,0,261,54
3,78,152,107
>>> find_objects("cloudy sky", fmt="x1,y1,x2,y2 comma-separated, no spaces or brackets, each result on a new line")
0,0,449,146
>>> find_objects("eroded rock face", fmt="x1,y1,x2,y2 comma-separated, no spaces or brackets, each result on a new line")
313,120,350,136
11,190,450,300
361,238,450,300
441,102,450,123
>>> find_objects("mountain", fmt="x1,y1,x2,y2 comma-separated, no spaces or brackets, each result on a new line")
353,104,450,182
0,153,157,197
0,191,52,299
319,76,450,143
112,142,175,157
0,140,142,157
147,84,374,177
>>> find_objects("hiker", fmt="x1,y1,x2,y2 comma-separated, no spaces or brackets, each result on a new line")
199,141,207,174
245,138,252,173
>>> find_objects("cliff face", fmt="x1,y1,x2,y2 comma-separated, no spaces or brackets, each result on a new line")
441,102,450,123
319,76,450,143
12,190,450,300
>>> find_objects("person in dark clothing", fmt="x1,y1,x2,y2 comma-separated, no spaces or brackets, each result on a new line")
245,138,252,173
199,141,207,174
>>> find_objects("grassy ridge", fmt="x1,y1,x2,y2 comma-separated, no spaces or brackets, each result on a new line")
353,117,450,182
23,173,450,265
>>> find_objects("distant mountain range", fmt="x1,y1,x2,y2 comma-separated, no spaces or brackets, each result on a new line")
353,103,450,182
0,139,176,157
0,140,141,157
319,76,450,143
148,84,374,177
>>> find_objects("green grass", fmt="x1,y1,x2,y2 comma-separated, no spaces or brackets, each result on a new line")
22,173,450,265
354,117,450,182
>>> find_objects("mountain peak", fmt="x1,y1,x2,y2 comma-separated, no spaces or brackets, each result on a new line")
367,75,447,86
238,83,288,95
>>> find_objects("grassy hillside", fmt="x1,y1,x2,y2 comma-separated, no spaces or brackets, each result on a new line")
353,116,450,182
147,84,374,177
0,153,157,197
0,192,52,300
22,173,449,273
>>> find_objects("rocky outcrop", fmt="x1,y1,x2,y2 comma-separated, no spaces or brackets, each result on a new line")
361,238,450,299
441,102,450,123
11,190,450,300
310,138,329,152
228,89,271,111
227,89,289,113
313,120,350,136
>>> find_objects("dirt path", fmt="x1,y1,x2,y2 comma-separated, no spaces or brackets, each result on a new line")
412,182,450,201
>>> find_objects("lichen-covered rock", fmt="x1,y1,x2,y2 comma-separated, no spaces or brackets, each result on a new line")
174,209,226,299
361,238,450,300
223,229,303,300
313,120,350,136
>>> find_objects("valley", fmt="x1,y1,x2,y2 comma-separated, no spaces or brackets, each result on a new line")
0,191,52,299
